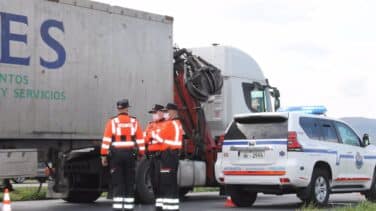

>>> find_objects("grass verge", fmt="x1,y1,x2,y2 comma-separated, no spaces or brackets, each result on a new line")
0,187,47,201
193,187,219,192
302,201,376,211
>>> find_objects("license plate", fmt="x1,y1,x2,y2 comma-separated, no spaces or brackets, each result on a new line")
241,151,265,159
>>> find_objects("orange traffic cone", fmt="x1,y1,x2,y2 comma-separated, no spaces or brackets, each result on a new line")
224,196,236,207
2,188,11,211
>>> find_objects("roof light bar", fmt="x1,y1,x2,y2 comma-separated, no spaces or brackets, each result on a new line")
279,105,327,115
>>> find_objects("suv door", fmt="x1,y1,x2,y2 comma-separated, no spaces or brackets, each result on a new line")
334,121,370,184
313,119,344,181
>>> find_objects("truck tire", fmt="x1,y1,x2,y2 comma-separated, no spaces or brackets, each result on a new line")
302,168,330,207
226,185,257,207
62,172,102,203
364,169,376,202
64,190,101,203
136,159,154,204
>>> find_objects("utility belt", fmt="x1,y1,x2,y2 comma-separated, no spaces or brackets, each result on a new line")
108,135,139,157
148,149,180,158
150,151,162,158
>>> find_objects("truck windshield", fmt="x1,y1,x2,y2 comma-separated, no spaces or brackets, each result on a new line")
242,82,272,113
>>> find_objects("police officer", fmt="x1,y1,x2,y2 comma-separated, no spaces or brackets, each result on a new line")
152,103,183,211
144,104,165,151
144,104,166,211
100,99,144,211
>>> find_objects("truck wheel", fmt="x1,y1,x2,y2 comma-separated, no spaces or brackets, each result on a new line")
62,172,102,203
304,169,330,207
136,159,154,204
365,169,376,202
226,185,257,207
64,190,101,203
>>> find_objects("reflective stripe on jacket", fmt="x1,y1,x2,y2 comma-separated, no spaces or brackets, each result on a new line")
145,120,165,152
101,113,144,156
148,118,183,152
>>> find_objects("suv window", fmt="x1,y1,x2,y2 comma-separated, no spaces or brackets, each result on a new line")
319,120,339,143
225,116,288,140
334,121,361,147
299,117,322,140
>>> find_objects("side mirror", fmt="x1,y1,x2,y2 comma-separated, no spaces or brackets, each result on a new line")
274,98,281,111
273,88,280,98
363,134,370,146
270,88,281,111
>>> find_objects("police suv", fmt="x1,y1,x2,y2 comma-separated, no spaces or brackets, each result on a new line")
215,106,376,207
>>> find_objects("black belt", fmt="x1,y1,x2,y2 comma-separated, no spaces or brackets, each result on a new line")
151,149,179,155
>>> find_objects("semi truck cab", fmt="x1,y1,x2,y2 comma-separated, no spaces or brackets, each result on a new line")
191,46,280,137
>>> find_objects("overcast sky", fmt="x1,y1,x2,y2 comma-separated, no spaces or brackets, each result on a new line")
96,0,376,118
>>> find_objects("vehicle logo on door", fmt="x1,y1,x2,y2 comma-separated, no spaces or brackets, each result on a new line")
355,152,363,169
248,140,256,146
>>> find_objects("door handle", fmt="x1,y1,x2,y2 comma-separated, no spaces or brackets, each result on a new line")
346,152,352,154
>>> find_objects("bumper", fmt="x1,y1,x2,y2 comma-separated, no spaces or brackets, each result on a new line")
225,174,287,185
215,155,311,188
227,184,299,195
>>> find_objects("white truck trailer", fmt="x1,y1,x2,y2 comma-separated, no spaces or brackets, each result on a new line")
0,0,280,203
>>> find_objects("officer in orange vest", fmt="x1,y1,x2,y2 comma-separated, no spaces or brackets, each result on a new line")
144,104,165,153
151,103,183,211
144,104,166,211
100,99,144,211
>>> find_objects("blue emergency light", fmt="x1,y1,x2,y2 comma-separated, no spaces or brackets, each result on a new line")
279,106,327,115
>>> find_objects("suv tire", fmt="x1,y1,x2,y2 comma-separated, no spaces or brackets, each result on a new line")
365,169,376,202
302,168,330,207
226,185,257,207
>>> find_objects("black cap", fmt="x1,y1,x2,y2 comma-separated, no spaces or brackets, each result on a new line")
163,103,178,111
117,99,130,109
148,104,164,113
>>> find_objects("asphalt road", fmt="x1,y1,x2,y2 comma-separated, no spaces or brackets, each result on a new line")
5,192,366,211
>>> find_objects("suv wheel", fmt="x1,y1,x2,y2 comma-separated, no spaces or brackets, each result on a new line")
365,169,376,202
303,169,330,207
226,185,257,207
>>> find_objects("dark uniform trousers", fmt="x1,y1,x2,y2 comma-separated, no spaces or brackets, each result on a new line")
150,150,180,211
110,149,136,211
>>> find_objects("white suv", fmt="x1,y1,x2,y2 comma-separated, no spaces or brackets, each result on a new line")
215,107,376,207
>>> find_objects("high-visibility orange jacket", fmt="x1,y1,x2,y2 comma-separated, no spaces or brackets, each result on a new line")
100,113,144,156
149,118,183,151
145,120,165,152
144,121,157,146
